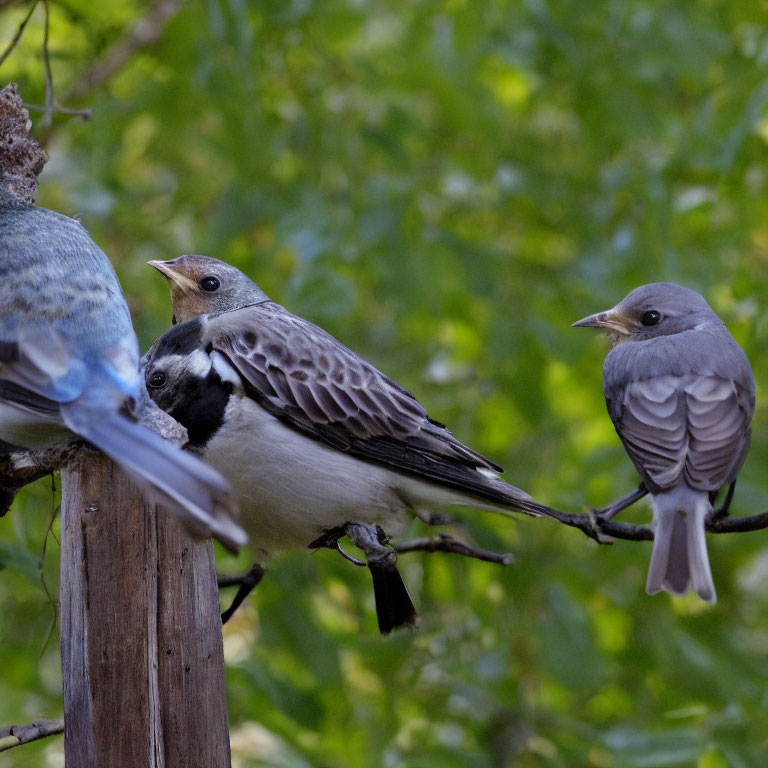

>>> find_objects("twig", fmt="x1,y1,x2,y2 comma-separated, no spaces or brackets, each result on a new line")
0,9,91,127
707,512,768,534
38,477,60,654
37,0,54,126
21,102,91,119
394,533,515,565
0,0,177,125
0,441,87,516
0,718,63,752
543,504,768,544
64,0,187,102
29,0,91,125
0,0,40,69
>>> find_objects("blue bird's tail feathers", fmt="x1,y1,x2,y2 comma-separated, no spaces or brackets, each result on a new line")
60,406,247,552
646,491,715,603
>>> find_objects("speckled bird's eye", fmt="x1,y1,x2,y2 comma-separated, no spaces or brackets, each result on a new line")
147,371,167,388
200,276,220,292
641,310,661,326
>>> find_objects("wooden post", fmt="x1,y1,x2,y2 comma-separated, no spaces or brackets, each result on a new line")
0,83,231,766
59,453,231,767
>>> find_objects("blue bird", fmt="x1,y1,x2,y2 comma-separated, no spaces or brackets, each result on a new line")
0,204,246,550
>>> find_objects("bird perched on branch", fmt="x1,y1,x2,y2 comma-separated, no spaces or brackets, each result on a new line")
573,283,755,602
0,82,244,550
145,254,561,631
0,206,246,551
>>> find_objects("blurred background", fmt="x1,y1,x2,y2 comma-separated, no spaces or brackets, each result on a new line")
2,1,768,766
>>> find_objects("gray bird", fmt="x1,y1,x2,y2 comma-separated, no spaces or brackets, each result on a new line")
144,254,563,629
573,282,755,602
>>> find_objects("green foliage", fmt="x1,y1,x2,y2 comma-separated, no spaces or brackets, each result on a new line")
2,0,768,765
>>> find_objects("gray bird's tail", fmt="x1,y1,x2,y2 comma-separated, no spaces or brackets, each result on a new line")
646,488,715,603
60,407,246,552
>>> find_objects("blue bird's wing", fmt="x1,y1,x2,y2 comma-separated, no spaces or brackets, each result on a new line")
60,404,246,551
0,206,245,548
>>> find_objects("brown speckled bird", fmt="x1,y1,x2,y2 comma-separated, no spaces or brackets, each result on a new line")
144,255,560,631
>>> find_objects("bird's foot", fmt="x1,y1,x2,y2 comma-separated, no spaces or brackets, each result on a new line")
710,481,736,522
310,522,418,634
592,484,648,521
584,509,616,545
218,563,266,624
310,522,396,569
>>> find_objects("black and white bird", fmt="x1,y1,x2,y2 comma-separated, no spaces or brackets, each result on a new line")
573,282,755,602
144,254,560,630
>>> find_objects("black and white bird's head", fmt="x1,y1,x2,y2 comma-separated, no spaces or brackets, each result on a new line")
572,282,719,347
142,319,235,448
148,254,270,324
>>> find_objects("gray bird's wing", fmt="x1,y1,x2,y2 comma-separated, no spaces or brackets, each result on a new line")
205,304,508,491
605,372,752,493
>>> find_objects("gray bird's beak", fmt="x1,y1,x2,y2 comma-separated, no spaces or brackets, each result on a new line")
572,309,633,336
572,311,608,328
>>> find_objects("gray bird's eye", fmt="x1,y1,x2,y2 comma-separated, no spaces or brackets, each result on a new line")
147,371,167,388
200,276,220,292
641,310,661,326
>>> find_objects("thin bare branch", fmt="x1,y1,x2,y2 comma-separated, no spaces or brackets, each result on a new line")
39,0,53,126
545,504,768,544
0,0,40,69
707,512,768,534
394,533,515,565
0,441,86,516
0,718,63,752
21,102,92,120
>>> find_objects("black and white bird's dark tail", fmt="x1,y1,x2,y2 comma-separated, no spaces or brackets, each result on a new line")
369,562,418,635
646,489,715,603
61,407,246,552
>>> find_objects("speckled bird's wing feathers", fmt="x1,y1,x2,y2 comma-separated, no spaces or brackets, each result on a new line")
606,355,752,493
206,304,504,479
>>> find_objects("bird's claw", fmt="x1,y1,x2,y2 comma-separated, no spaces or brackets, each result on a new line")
334,541,367,567
586,509,616,545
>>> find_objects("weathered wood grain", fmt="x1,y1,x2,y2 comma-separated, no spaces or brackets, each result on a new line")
60,454,230,767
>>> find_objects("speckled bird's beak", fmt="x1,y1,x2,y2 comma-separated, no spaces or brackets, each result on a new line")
147,259,198,291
